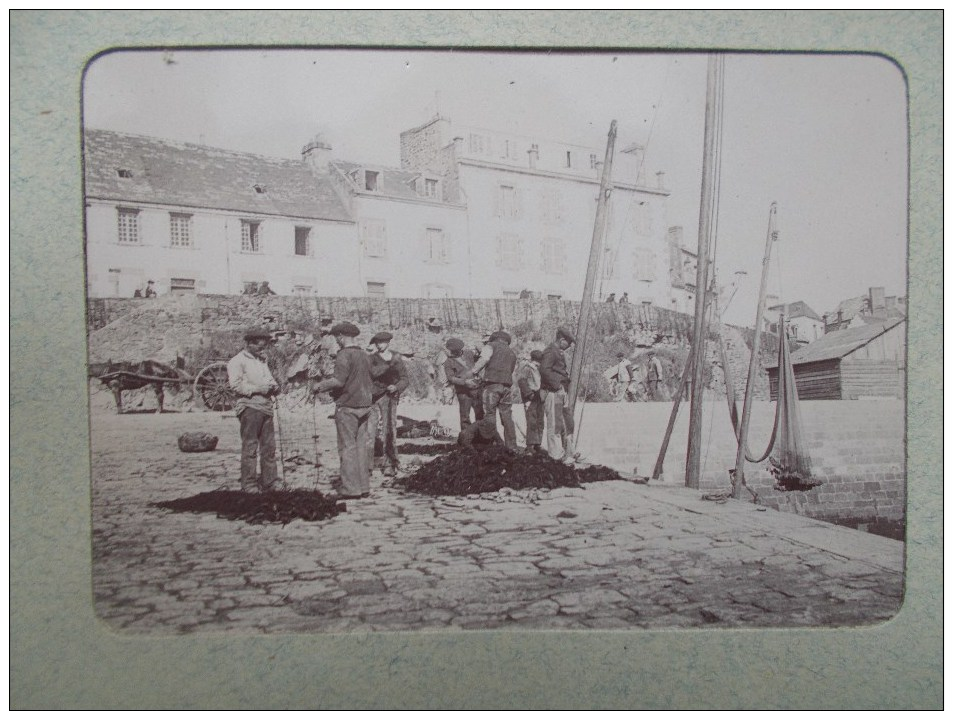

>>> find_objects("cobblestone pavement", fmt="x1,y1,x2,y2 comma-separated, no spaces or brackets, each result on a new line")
90,408,904,634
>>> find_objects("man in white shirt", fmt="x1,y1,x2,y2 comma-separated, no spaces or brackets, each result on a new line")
227,328,280,493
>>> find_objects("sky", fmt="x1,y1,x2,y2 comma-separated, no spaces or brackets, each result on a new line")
83,49,908,325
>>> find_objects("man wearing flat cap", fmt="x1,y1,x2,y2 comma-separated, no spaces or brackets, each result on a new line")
367,331,408,477
540,326,577,463
227,328,280,492
464,330,518,450
312,322,374,499
443,337,484,431
517,349,545,454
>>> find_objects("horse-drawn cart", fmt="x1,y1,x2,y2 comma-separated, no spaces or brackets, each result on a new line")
89,359,237,413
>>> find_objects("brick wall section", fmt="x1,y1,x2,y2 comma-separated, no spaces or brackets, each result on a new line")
574,400,905,523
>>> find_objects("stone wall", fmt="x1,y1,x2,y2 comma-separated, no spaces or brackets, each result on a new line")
574,400,905,524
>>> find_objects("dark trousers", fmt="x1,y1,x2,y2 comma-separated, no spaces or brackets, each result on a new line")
524,395,544,448
239,408,278,492
456,391,484,429
368,395,399,473
335,405,372,496
480,383,517,450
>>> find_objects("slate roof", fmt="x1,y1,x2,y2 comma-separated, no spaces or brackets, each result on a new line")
84,129,352,222
332,160,438,201
766,300,822,321
767,317,905,369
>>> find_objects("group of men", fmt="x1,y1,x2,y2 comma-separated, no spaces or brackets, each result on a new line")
228,322,407,499
227,321,580,501
443,326,580,463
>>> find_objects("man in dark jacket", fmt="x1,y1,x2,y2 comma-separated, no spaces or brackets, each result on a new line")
464,330,517,450
313,322,374,499
539,326,576,462
443,337,484,430
367,331,408,476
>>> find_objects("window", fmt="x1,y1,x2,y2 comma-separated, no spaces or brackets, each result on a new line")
241,220,262,253
361,220,386,257
169,213,192,248
565,151,573,168
634,203,653,236
541,238,566,274
634,248,656,281
295,226,312,256
367,281,387,299
424,178,438,198
364,171,379,191
426,228,449,263
590,153,599,169
292,285,313,296
499,185,518,219
469,133,488,155
170,278,195,293
496,232,523,270
424,283,452,299
117,169,133,178
541,189,563,222
117,208,140,244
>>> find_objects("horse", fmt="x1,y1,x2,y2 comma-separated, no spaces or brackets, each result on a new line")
89,359,185,414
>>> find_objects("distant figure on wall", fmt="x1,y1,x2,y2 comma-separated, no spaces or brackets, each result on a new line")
257,281,276,296
133,288,143,298
144,280,157,298
519,288,532,299
618,292,629,304
605,293,616,303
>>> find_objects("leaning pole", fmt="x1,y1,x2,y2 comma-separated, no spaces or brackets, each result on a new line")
567,120,618,414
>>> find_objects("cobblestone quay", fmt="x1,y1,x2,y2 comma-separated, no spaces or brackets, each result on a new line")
91,408,902,634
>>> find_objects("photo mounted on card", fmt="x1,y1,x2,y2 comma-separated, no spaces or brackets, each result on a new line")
83,48,907,634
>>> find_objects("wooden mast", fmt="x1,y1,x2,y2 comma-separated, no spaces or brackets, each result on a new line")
567,120,618,414
685,54,724,488
732,203,779,498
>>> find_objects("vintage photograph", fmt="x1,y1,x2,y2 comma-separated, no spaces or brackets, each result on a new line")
83,48,907,634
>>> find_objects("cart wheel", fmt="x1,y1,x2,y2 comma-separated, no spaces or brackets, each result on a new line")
193,362,235,411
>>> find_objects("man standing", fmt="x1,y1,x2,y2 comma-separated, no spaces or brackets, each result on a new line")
518,350,545,454
312,322,374,499
144,280,157,298
227,328,280,493
646,352,664,401
465,330,517,451
443,337,484,431
257,280,276,296
540,326,576,463
367,331,408,477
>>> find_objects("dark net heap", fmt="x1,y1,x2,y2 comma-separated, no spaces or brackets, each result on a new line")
397,445,622,497
153,489,345,525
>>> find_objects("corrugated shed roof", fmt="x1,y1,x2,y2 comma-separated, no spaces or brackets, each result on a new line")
84,129,352,222
768,317,905,368
332,160,431,200
767,300,822,321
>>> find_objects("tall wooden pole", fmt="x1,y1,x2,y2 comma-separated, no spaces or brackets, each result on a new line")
568,120,617,413
685,54,724,488
732,203,779,498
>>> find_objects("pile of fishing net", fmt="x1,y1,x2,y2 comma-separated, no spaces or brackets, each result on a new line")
153,489,345,525
397,442,456,456
397,445,621,497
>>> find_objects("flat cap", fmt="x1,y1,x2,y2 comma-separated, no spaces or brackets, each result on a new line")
445,337,465,353
556,326,575,344
329,321,360,337
530,349,544,361
244,327,272,342
490,330,512,345
370,331,393,344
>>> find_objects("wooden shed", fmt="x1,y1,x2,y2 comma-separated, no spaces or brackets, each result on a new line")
767,318,905,400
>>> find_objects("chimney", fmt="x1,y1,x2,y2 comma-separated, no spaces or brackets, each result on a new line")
869,286,886,318
527,143,539,169
302,135,332,171
655,170,666,190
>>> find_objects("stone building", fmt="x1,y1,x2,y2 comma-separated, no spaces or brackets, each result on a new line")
84,130,357,298
85,118,691,309
399,116,680,304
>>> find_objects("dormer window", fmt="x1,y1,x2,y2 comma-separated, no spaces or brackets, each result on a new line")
253,184,267,194
364,171,379,191
117,169,133,178
424,178,438,198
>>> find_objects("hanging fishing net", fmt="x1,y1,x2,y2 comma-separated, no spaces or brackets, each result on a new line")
722,318,821,492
